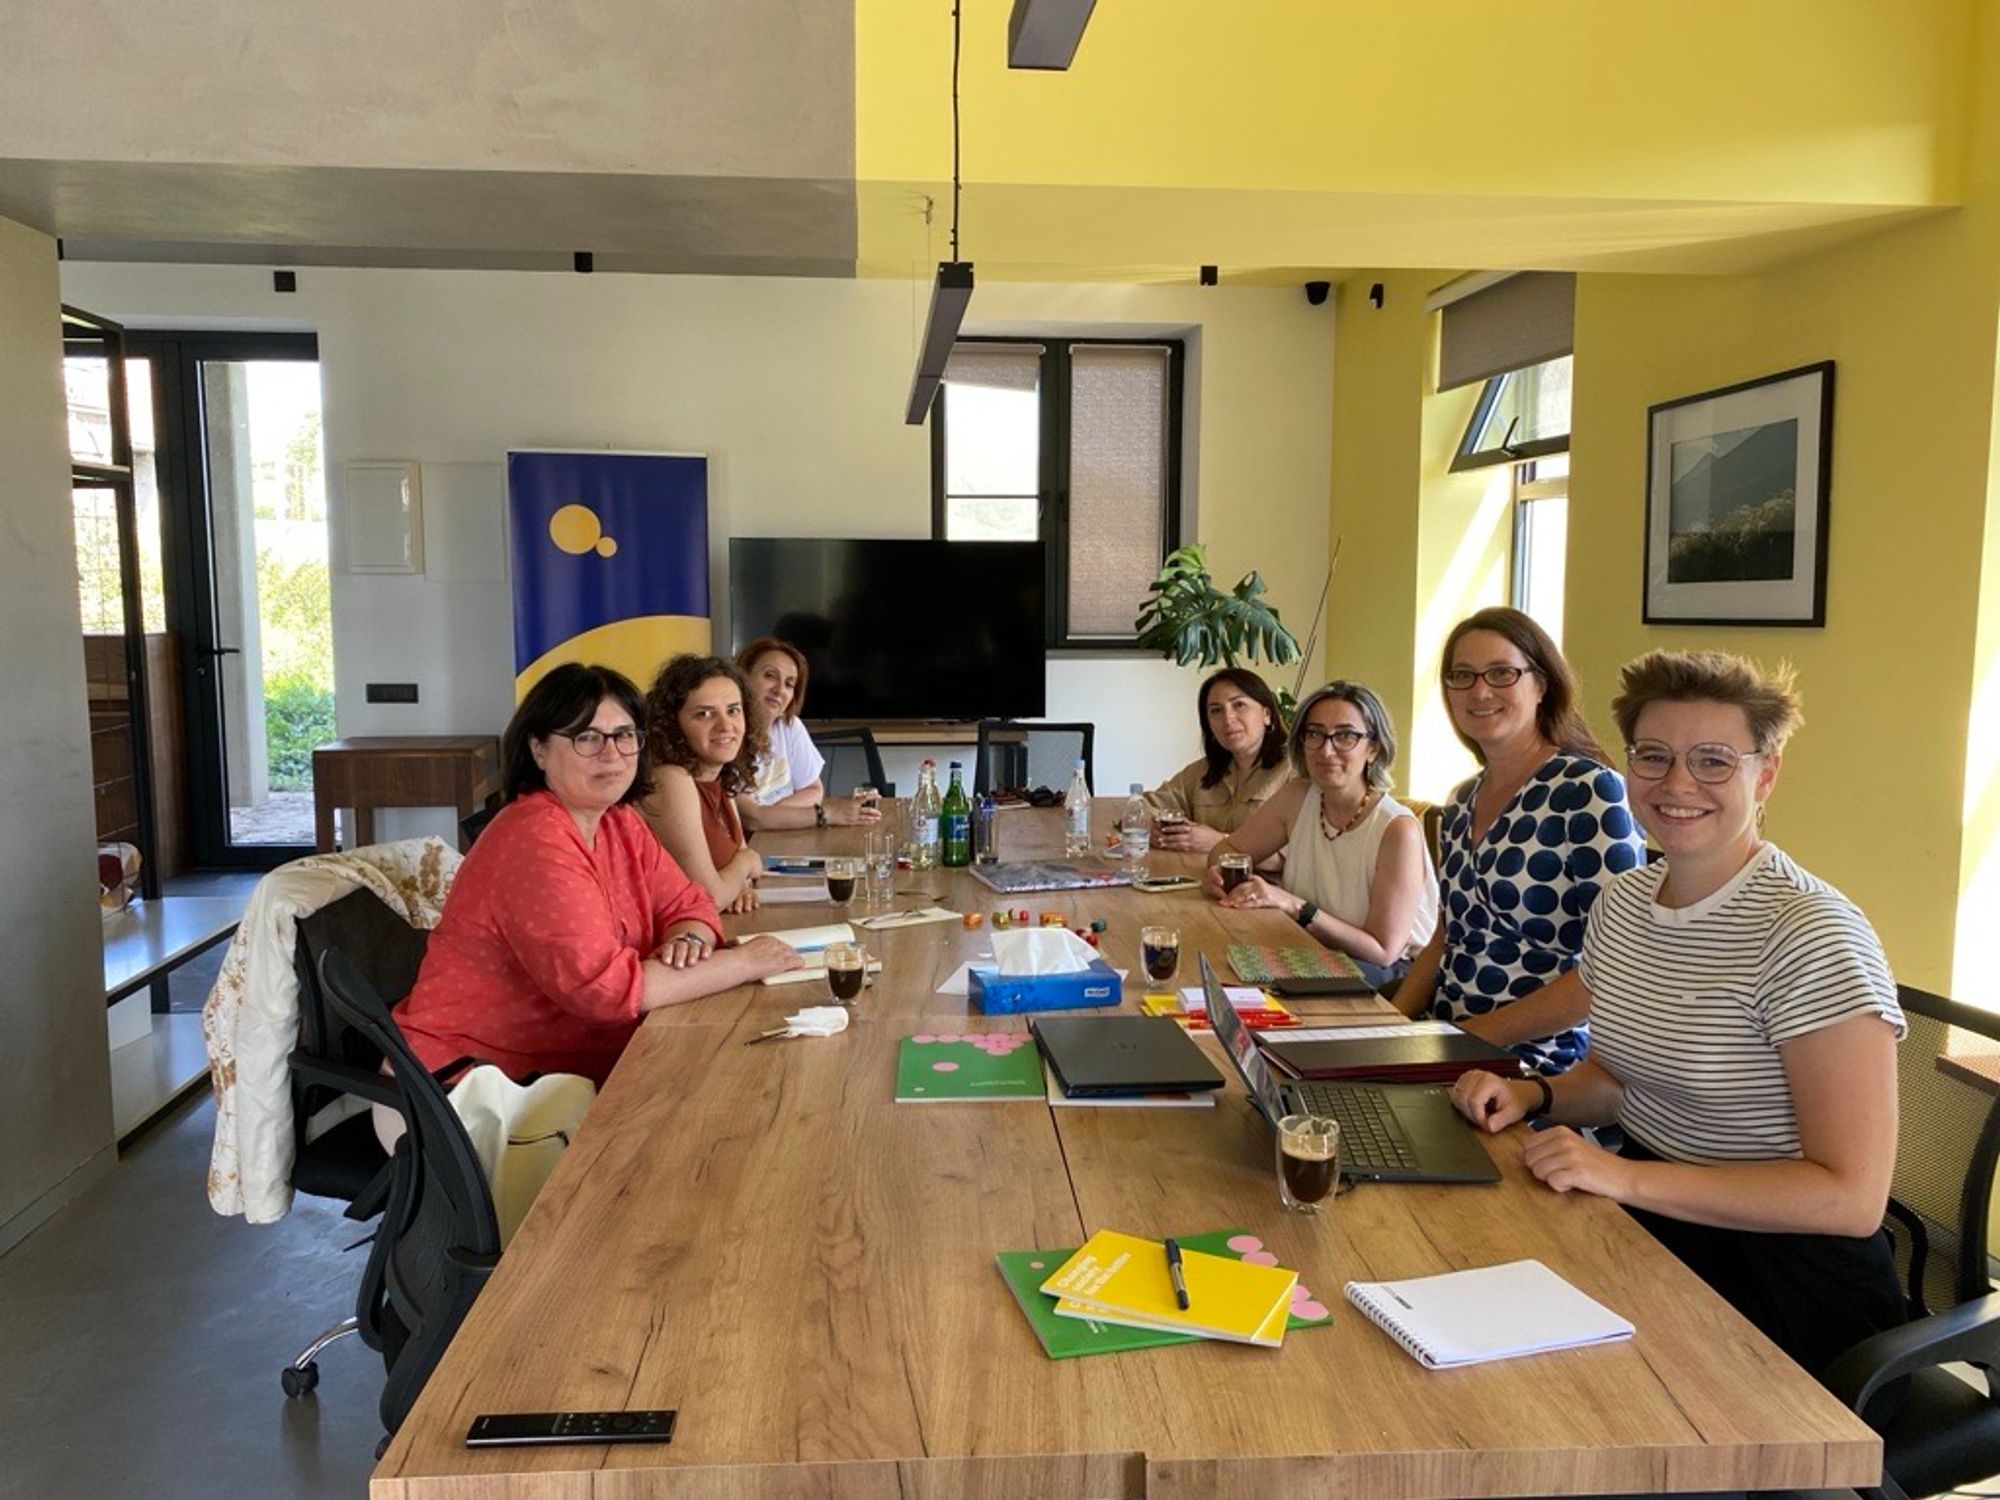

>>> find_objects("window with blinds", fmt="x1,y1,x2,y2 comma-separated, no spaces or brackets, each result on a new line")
934,337,1183,647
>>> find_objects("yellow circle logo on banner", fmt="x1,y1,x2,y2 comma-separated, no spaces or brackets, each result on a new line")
549,503,617,557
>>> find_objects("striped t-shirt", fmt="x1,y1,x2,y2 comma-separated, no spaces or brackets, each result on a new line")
1578,844,1903,1165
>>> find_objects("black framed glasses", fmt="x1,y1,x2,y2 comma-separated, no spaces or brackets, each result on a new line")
558,725,643,758
1300,725,1372,751
1443,665,1537,691
1624,740,1762,784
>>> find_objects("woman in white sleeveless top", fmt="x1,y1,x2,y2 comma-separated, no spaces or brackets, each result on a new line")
1204,681,1438,988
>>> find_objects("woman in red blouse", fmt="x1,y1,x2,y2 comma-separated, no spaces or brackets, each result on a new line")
390,663,800,1092
638,655,766,913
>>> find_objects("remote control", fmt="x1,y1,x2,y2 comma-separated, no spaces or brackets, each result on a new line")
465,1410,677,1447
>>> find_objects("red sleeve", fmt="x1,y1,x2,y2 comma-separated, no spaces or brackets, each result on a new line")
489,802,647,1026
638,820,725,943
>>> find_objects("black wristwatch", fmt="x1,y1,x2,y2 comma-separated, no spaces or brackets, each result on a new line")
1524,1074,1554,1121
814,802,828,828
1294,901,1319,929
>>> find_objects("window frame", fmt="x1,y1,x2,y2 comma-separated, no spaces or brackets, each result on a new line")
1508,456,1569,640
931,335,1186,650
1451,361,1572,473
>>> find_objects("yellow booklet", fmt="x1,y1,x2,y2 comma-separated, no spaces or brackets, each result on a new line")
1039,1229,1298,1347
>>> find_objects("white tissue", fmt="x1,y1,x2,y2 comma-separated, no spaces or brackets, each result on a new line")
990,928,1099,976
782,1006,851,1038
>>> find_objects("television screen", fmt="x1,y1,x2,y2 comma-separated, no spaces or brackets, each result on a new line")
728,538,1046,720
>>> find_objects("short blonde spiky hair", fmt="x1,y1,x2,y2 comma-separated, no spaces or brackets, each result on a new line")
1611,650,1803,754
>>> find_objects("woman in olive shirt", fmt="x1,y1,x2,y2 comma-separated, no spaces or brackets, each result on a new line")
1146,668,1293,855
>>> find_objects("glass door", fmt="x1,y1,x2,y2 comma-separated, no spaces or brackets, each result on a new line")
139,334,328,867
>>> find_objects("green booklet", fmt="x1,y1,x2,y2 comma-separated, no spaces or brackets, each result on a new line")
996,1228,1336,1359
896,1032,1044,1102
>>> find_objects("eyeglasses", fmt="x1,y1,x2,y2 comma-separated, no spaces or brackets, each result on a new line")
1624,740,1763,784
557,725,643,758
1443,665,1537,691
1300,725,1372,751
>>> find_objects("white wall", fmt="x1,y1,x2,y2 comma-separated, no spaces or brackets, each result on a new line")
0,217,116,1248
60,263,1334,837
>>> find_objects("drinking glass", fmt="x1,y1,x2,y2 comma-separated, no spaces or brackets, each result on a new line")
1218,852,1253,894
1276,1114,1341,1214
825,941,867,1005
973,796,999,865
862,830,897,907
824,857,858,908
1140,925,1181,985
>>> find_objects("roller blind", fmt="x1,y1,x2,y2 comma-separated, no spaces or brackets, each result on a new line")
1066,344,1172,639
1436,272,1575,392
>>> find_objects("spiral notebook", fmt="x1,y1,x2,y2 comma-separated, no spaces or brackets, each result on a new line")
1343,1259,1633,1369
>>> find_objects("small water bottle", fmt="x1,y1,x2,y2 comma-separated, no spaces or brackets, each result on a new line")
1063,759,1092,858
973,793,999,865
1120,783,1150,877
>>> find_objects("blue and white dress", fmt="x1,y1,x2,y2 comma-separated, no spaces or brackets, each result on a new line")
1428,752,1644,1075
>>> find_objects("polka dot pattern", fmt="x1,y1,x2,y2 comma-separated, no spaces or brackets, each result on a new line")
1426,753,1645,1075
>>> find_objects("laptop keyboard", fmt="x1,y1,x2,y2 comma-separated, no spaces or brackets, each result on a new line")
1292,1082,1417,1173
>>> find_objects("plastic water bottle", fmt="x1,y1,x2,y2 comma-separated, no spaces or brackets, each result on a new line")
1120,782,1150,877
910,759,942,870
1063,759,1092,858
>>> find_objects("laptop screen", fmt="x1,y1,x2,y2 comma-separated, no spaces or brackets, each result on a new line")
1200,955,1288,1126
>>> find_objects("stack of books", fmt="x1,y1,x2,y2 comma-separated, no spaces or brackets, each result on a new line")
999,1228,1332,1357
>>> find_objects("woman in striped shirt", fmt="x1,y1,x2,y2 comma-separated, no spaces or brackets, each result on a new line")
1450,650,1905,1376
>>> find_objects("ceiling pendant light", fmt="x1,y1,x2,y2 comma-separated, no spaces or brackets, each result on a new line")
1007,0,1096,70
907,0,975,424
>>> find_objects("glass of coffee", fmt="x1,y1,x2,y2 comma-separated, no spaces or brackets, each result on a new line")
824,941,867,1004
862,831,896,907
1140,925,1181,985
824,857,858,907
1276,1113,1341,1213
1218,852,1253,893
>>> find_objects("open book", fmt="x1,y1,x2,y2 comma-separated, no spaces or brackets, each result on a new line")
1345,1259,1633,1369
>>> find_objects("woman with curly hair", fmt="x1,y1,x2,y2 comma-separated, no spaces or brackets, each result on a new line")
639,654,768,913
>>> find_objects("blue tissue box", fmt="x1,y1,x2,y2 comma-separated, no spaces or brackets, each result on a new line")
970,959,1123,1014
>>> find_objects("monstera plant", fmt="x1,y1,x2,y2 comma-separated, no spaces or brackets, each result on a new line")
1133,541,1335,725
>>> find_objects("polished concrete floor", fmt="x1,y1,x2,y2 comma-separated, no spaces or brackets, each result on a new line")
0,1093,383,1499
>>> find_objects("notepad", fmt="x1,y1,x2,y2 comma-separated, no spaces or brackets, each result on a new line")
1344,1259,1634,1369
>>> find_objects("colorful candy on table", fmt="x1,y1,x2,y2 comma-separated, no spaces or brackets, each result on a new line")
981,909,1108,946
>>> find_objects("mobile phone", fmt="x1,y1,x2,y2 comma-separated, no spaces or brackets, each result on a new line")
466,1410,677,1447
1268,975,1379,998
1132,875,1198,892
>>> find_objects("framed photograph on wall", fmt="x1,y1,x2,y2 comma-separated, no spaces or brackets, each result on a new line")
1643,361,1834,626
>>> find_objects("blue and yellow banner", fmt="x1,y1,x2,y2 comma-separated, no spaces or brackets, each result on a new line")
507,450,711,700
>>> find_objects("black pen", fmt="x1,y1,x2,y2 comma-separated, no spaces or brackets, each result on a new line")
1164,1237,1189,1311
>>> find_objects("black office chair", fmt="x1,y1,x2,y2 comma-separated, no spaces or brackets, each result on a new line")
317,947,501,1441
458,802,500,848
813,726,888,797
973,719,1095,799
1822,984,2000,1499
278,888,431,1397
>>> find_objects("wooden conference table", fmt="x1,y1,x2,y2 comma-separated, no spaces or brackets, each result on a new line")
373,802,1880,1500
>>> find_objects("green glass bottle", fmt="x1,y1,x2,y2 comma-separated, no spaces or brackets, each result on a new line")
940,761,972,867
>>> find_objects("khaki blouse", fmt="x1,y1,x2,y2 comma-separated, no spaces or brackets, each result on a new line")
1143,757,1294,835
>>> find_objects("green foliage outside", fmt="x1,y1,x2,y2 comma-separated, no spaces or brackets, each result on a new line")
258,548,333,790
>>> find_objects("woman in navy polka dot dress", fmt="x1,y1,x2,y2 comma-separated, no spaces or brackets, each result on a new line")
1390,608,1644,1074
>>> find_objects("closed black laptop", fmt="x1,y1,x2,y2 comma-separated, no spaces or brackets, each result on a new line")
1031,1015,1226,1098
1202,957,1499,1185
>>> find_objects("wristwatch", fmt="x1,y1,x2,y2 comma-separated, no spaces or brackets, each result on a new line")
814,802,828,828
1294,901,1319,929
1524,1074,1555,1120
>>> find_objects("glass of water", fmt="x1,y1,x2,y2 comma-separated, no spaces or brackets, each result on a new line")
863,829,896,907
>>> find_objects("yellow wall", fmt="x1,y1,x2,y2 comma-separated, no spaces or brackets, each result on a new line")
1565,210,2000,994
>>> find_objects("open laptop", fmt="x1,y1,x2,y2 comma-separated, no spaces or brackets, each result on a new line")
1201,956,1499,1184
1030,1015,1226,1098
